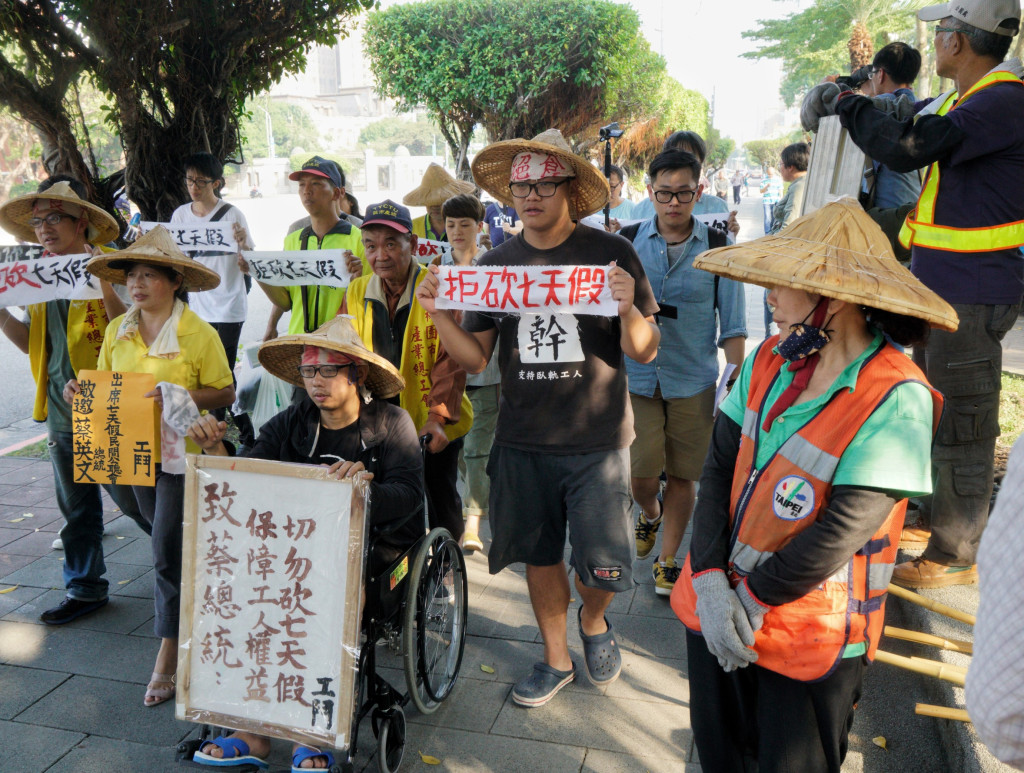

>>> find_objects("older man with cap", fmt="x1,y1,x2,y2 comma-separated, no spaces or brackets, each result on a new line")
673,199,954,773
0,177,147,625
804,0,1024,588
342,200,472,542
417,129,660,707
403,162,476,243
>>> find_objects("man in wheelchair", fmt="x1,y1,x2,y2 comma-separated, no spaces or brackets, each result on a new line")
185,315,423,771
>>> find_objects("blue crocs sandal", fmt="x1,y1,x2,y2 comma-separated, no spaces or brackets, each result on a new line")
511,661,577,707
193,736,269,769
292,746,335,772
578,607,622,686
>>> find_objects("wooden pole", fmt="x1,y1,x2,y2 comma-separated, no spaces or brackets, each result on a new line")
909,656,968,676
874,650,966,686
887,583,976,626
916,703,971,723
883,626,973,655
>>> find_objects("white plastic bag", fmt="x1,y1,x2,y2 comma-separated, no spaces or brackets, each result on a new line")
251,372,293,435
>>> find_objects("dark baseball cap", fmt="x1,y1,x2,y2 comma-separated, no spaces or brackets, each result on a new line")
288,156,344,188
361,200,414,234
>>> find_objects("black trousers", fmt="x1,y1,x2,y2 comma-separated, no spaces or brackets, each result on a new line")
209,321,255,447
425,436,464,540
686,630,865,773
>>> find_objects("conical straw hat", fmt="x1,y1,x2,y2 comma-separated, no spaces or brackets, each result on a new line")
86,226,221,292
402,163,476,207
693,198,959,331
471,128,610,219
0,181,120,245
258,315,405,398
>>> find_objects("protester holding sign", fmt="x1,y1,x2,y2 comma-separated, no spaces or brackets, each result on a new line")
181,315,422,771
417,128,659,707
433,193,498,554
249,156,367,339
171,151,256,447
76,226,234,707
403,162,476,242
0,176,147,626
672,200,952,773
342,200,472,542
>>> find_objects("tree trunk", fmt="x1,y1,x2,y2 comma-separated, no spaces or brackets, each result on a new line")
916,19,933,100
848,20,873,72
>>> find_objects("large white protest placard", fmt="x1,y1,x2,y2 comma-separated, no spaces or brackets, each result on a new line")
0,245,43,264
434,264,617,316
413,238,448,264
242,250,353,289
140,221,237,253
178,455,367,750
0,253,102,308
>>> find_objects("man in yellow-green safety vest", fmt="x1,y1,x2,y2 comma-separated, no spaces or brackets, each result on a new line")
828,0,1024,589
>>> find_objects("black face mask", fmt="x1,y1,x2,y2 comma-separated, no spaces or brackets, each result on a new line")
777,299,833,362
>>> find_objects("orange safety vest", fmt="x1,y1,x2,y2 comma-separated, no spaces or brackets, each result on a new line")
899,70,1024,252
672,338,942,682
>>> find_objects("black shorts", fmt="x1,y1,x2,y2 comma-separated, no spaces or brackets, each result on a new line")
486,445,633,592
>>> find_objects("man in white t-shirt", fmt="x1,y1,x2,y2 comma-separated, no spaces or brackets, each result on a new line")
170,151,255,444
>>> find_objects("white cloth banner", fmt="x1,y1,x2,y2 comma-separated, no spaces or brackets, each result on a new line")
140,221,237,253
435,264,617,316
413,238,448,264
242,250,353,288
0,245,43,264
0,253,102,307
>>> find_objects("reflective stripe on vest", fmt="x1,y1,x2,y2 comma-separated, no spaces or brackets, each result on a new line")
899,71,1024,252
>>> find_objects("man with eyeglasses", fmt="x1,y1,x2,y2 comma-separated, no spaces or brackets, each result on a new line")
807,0,1024,589
0,177,148,624
767,143,810,235
416,129,659,707
621,150,746,598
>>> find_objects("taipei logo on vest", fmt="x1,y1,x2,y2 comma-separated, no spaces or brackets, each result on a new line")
772,475,814,521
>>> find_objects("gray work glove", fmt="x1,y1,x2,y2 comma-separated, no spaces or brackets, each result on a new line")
868,92,917,121
735,577,770,633
693,570,758,672
801,82,843,133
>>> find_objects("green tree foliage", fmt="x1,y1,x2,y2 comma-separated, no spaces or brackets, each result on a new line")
364,0,663,178
742,0,927,106
0,0,373,220
240,100,321,159
358,116,442,156
745,137,790,170
705,128,736,175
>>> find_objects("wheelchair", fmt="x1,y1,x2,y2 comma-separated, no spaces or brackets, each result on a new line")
177,442,468,773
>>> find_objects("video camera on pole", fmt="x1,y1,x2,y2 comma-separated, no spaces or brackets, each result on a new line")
599,122,624,229
835,64,873,92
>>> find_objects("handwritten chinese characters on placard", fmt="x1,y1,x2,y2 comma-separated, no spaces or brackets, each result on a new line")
140,222,237,253
242,251,353,289
177,456,367,750
0,245,44,264
0,253,103,308
72,370,158,487
413,238,447,264
434,264,617,316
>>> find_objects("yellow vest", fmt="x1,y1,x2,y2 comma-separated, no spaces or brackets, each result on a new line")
27,299,110,422
899,71,1024,252
412,214,445,242
347,266,472,442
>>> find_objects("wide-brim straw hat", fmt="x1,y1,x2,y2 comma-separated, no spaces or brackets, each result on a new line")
86,225,221,292
259,315,405,397
471,128,610,218
0,181,120,245
403,163,476,207
693,198,959,331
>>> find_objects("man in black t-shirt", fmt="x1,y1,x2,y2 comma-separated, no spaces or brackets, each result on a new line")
418,129,660,707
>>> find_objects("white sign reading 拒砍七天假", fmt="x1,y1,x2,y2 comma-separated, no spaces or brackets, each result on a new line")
140,222,237,253
434,264,617,316
242,251,354,289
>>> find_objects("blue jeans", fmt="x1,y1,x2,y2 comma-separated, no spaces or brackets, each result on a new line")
49,430,147,602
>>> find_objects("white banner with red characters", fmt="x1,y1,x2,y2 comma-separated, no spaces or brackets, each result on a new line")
433,264,617,316
0,253,102,308
412,238,447,264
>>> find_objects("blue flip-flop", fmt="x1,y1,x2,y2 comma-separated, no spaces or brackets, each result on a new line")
292,745,335,772
193,736,269,769
578,607,622,686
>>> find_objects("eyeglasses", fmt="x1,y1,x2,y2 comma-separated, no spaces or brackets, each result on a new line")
508,179,570,198
28,213,78,228
298,363,353,379
185,176,214,188
652,188,699,204
868,66,881,80
934,25,959,35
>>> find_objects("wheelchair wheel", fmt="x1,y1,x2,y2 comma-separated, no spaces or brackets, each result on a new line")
402,527,467,714
376,706,406,773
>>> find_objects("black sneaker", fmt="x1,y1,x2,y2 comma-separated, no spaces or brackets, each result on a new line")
40,597,109,625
